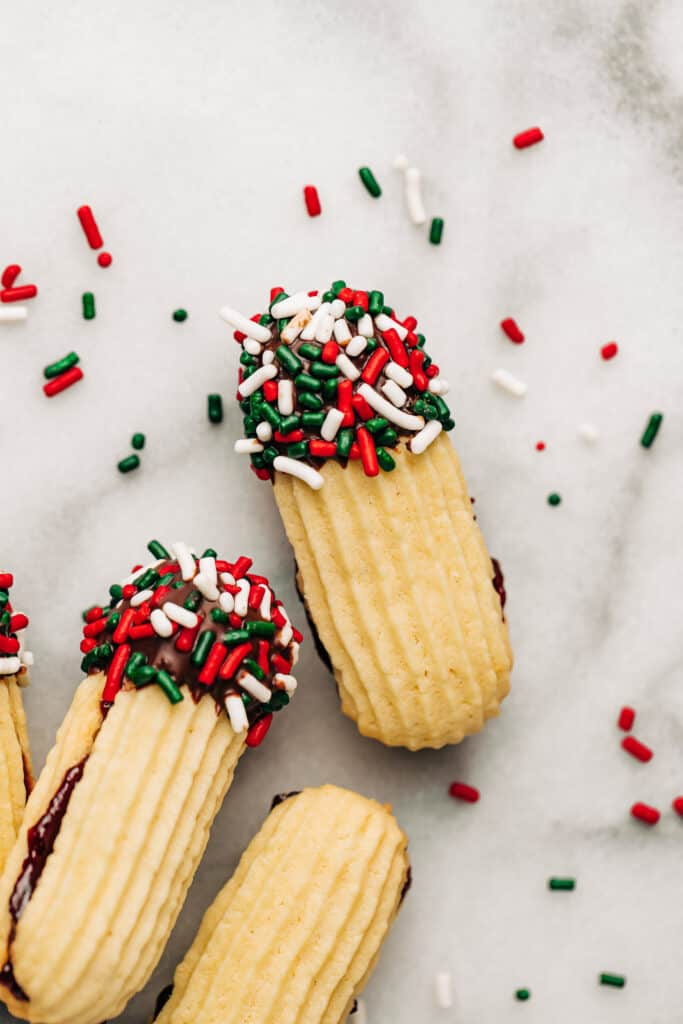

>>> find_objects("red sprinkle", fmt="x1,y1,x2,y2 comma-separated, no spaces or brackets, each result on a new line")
622,736,653,763
352,290,368,311
0,636,19,655
309,439,337,458
1,285,37,303
80,638,96,654
121,584,136,600
449,782,480,803
631,802,660,825
9,614,28,632
102,643,131,703
248,584,265,610
219,641,252,681
257,639,270,677
337,287,354,304
271,606,287,630
263,380,278,402
356,427,379,477
198,641,227,686
0,573,13,589
83,617,108,639
382,328,409,368
85,606,103,623
403,316,418,332
513,127,544,149
361,348,389,386
246,713,273,748
1,265,21,289
351,393,374,421
601,341,618,361
618,706,635,731
77,205,104,249
672,797,683,818
232,556,253,580
321,341,340,364
500,317,525,344
112,608,135,645
97,252,112,268
129,623,155,640
536,441,546,451
251,466,271,481
270,286,285,302
303,185,321,217
271,652,291,674
274,429,305,444
43,366,83,397
409,350,428,391
134,603,151,624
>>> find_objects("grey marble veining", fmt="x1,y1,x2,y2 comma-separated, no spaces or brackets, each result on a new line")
1,1,681,1021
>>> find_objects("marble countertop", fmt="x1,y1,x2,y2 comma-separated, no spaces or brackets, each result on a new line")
2,1,682,1021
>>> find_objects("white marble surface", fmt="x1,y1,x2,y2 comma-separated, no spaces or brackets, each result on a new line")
2,1,682,1021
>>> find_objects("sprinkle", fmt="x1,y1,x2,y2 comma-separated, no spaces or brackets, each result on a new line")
672,797,683,817
622,736,653,762
631,802,660,825
358,166,382,198
156,670,183,703
491,368,526,397
219,306,272,342
244,338,262,356
599,973,626,989
199,556,217,586
361,348,389,385
333,318,352,344
640,412,663,449
97,252,112,268
194,572,220,602
77,204,104,249
300,303,330,341
601,341,618,360
218,641,252,680
246,712,273,747
535,441,546,452
280,308,312,344
173,309,188,322
434,972,452,1009
117,454,140,474
410,420,443,455
236,670,271,703
448,782,479,803
513,127,544,149
198,641,228,685
1,285,37,303
314,311,334,343
201,393,223,425
374,313,408,340
515,989,531,1001
278,380,295,415
1,265,21,288
393,154,410,171
235,439,264,455
381,379,408,407
270,292,320,319
147,540,170,559
82,292,96,320
578,423,599,443
234,578,251,618
130,589,153,608
618,706,635,731
273,672,298,694
385,363,413,389
0,657,22,676
226,693,249,733
237,363,278,398
404,166,427,225
547,492,561,507
172,541,197,581
500,317,524,344
331,352,357,382
357,314,374,337
303,185,321,217
321,408,345,441
149,608,173,638
0,305,28,322
44,352,79,379
356,427,379,477
357,383,425,430
429,217,444,245
43,366,84,397
548,877,576,891
346,335,367,358
163,602,199,629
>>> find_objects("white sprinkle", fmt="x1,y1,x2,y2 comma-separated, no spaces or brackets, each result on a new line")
256,421,273,442
289,640,300,666
428,377,450,396
333,318,352,344
357,383,425,431
330,298,346,318
234,578,251,618
385,362,413,388
357,313,374,337
394,153,410,171
19,651,33,668
234,438,264,454
273,455,325,490
237,670,272,703
336,352,360,381
163,602,199,629
237,363,278,398
435,971,452,1009
219,591,235,614
381,379,408,407
578,422,599,443
226,693,249,733
274,672,298,694
194,572,220,602
0,306,28,323
321,407,344,441
315,311,334,343
130,588,153,608
173,542,197,582
270,291,320,318
278,379,295,415
243,338,262,356
491,368,527,397
301,302,331,341
374,313,408,340
199,556,217,586
345,335,367,358
0,657,21,675
259,586,272,620
219,305,272,342
410,419,443,454
121,557,166,588
404,166,427,225
150,608,174,638
220,571,236,587
262,349,275,366
280,308,312,344
277,621,294,647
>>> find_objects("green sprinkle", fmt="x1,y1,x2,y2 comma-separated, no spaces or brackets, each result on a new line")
309,362,339,380
378,428,398,447
202,548,217,558
287,441,308,460
244,658,265,681
301,411,325,430
429,217,444,245
515,989,531,1001
640,412,663,449
295,371,322,392
259,313,274,326
262,445,279,466
365,338,378,354
250,452,266,469
190,630,214,667
171,580,184,589
44,352,79,380
376,447,396,471
549,877,575,891
321,378,338,401
210,608,230,625
156,670,183,704
158,572,176,587
105,611,121,630
131,432,145,451
298,342,323,361
331,280,347,296
547,492,562,507
365,417,388,434
382,305,394,316
243,415,257,437
118,454,140,474
358,166,382,198
267,690,290,711
109,584,123,601
125,652,146,679
297,392,323,411
368,290,384,316
223,629,250,645
172,309,188,322
82,292,95,320
345,305,365,322
322,290,335,302
131,665,157,688
183,589,202,612
240,352,256,367
275,345,303,375
245,620,276,638
599,974,625,989
133,568,159,591
336,429,354,458
278,413,301,435
0,590,9,609
270,291,289,312
208,394,224,424
260,403,282,430
277,318,289,333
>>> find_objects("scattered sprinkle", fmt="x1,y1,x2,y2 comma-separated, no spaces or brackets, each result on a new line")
548,877,576,891
630,802,660,825
208,393,224,424
500,317,525,344
97,251,112,268
599,973,626,989
448,781,479,803
640,412,663,449
578,423,599,443
0,306,28,323
621,736,653,763
43,366,83,397
536,441,546,451
618,706,635,731
303,185,321,217
358,166,382,198
547,492,561,506
77,204,104,249
434,971,452,1009
173,308,188,322
393,154,410,171
44,352,79,380
492,368,526,397
117,454,140,474
513,127,544,149
429,217,444,245
515,989,531,1001
1,284,37,303
672,797,683,817
1,265,21,289
403,166,427,225
82,292,96,320
131,433,146,451
601,341,618,360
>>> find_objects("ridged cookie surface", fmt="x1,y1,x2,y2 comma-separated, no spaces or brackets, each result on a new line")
0,674,244,1024
274,433,512,749
157,785,408,1024
0,678,31,876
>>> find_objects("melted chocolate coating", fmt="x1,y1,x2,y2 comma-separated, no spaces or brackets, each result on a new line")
400,864,412,903
152,983,174,1020
269,790,301,811
0,961,27,1002
491,557,506,615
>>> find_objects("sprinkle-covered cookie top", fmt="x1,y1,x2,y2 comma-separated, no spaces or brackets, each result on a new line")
80,540,301,745
224,281,454,490
0,574,32,682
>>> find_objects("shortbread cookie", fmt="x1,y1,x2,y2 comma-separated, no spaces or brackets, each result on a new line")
156,785,409,1024
0,541,302,1024
0,573,33,876
226,282,512,749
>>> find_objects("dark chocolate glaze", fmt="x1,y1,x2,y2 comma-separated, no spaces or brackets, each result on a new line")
152,983,174,1020
269,790,301,811
400,864,412,903
0,961,27,1002
350,998,358,1013
491,557,506,615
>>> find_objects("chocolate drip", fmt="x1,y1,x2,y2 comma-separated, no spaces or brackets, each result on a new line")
270,790,301,811
152,983,174,1020
491,557,506,614
400,864,412,903
0,962,27,1002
